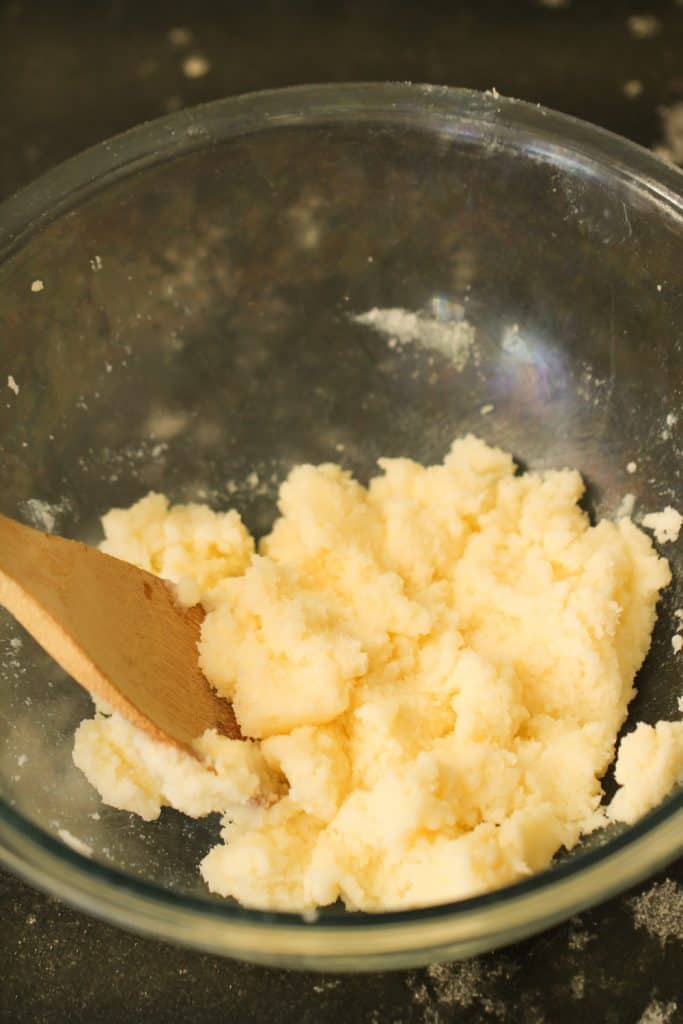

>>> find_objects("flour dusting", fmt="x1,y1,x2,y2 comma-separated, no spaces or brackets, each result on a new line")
567,921,596,951
20,499,56,533
630,879,683,947
354,307,476,371
570,972,585,1000
627,14,661,39
638,998,678,1024
18,496,75,534
409,958,513,1020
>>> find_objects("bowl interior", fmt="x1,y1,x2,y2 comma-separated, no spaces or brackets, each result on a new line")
0,96,681,912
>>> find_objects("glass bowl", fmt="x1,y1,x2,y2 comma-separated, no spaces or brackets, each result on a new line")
0,84,681,971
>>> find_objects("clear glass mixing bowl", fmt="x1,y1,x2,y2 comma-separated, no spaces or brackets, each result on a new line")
0,84,681,971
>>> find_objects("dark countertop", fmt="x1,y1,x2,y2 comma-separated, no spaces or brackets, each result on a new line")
1,2,682,1021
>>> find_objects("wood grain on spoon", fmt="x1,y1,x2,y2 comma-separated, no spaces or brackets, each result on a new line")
0,513,240,753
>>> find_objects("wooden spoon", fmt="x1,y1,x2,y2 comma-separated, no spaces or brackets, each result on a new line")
0,513,240,753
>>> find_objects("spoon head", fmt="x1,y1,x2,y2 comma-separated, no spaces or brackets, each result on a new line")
0,515,240,752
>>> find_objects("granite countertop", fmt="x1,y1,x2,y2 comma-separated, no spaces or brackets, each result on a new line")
1,1,682,1021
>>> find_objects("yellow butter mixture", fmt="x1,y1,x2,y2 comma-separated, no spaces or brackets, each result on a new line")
72,436,683,911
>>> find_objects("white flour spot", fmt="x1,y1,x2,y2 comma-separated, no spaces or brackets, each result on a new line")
627,461,637,474
480,403,495,416
30,279,44,292
570,972,585,999
567,920,596,951
630,879,683,946
17,754,28,768
627,14,661,38
57,829,93,858
354,307,476,371
623,79,644,98
21,499,56,532
638,998,678,1024
672,635,682,655
89,255,103,271
7,375,19,395
408,957,518,1021
182,54,210,78
312,979,342,994
9,637,22,651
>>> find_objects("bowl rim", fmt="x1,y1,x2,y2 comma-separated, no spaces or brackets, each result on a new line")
1,82,681,968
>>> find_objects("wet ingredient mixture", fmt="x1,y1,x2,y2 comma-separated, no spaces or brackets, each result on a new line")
73,436,682,912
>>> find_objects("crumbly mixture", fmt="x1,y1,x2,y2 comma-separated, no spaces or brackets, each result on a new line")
642,507,682,545
72,436,681,912
608,721,683,825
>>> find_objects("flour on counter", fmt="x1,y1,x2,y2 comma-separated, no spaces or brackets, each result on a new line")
638,999,678,1024
408,957,513,1019
629,879,683,947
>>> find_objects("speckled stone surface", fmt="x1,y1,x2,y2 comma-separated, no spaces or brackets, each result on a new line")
1,1,682,1021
